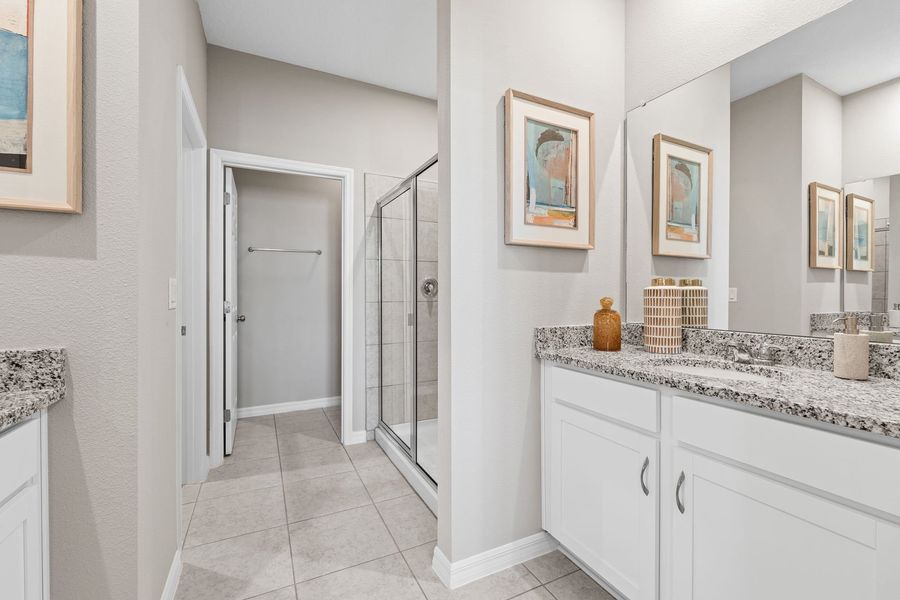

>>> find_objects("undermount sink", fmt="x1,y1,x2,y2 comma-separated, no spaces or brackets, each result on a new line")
652,358,782,384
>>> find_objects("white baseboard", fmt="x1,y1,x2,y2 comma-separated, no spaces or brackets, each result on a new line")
342,429,368,445
431,531,558,590
375,427,437,514
160,549,182,600
236,396,340,418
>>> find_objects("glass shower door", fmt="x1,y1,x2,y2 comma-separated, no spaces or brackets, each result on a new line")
415,162,438,481
379,186,416,450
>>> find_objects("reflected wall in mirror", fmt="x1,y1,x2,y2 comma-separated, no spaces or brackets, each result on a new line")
625,0,900,343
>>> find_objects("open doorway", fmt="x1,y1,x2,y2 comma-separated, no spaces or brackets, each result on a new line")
208,150,357,468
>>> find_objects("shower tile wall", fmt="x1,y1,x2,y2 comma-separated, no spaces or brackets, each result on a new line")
364,173,439,432
873,218,889,314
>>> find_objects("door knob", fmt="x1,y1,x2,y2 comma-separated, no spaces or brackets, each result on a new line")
420,278,438,299
237,315,246,322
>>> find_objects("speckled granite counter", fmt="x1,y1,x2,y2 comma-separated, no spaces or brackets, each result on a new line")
535,326,900,440
0,349,66,431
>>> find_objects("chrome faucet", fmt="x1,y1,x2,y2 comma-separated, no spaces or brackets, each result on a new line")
726,341,786,366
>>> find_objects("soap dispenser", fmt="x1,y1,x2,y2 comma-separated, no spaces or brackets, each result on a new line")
593,297,622,351
832,315,869,381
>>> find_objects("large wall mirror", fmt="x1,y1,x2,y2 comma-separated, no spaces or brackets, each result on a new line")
625,0,900,344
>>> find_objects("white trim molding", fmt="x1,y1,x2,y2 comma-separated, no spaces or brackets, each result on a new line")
160,549,182,600
209,149,360,467
236,396,341,419
431,532,559,590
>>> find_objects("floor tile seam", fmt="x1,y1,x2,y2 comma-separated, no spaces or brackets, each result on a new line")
292,551,423,595
280,463,357,486
274,421,301,589
182,523,290,552
291,545,400,586
285,500,378,528
196,480,284,503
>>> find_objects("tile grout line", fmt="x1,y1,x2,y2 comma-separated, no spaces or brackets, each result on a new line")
347,439,431,599
274,410,307,592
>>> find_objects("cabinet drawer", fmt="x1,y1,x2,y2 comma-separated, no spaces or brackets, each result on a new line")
673,396,900,517
0,417,40,505
550,365,659,432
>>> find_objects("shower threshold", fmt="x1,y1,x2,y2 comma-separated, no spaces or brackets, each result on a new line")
375,424,438,515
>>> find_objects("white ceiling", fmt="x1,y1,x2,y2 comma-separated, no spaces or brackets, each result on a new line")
731,0,900,101
197,0,437,99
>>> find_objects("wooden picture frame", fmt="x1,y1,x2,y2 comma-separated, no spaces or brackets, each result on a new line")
652,134,713,259
0,0,82,213
808,182,843,269
504,89,595,249
846,193,875,272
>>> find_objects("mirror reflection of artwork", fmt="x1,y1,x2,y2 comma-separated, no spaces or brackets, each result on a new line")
652,134,712,259
505,89,595,249
846,194,874,272
808,183,842,269
665,156,701,242
0,0,32,172
524,118,577,229
817,198,836,258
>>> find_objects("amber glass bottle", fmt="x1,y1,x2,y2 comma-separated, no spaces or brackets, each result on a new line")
593,297,622,351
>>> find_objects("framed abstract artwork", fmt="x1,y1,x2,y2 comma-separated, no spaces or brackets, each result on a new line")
652,134,713,259
504,89,595,249
808,182,842,269
846,193,874,272
0,0,82,213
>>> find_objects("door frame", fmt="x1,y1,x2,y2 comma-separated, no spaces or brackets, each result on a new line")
208,149,358,468
175,65,208,492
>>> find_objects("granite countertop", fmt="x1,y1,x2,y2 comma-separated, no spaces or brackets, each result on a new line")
536,332,900,440
0,349,66,432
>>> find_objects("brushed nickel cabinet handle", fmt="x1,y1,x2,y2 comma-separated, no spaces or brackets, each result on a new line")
640,457,650,496
676,471,686,514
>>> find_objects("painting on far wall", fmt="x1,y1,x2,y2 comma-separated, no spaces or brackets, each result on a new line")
652,134,712,259
846,193,874,272
0,0,31,172
0,0,82,213
505,89,595,249
808,182,842,269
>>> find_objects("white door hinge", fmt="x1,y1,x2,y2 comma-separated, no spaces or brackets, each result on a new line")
224,409,232,423
224,300,233,315
224,191,232,206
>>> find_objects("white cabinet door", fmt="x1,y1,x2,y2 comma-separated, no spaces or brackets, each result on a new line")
548,401,658,600
0,484,43,600
671,449,900,600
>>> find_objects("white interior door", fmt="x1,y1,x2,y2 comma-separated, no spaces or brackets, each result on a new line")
224,168,239,455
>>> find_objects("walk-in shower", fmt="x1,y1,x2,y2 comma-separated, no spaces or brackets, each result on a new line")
375,156,438,488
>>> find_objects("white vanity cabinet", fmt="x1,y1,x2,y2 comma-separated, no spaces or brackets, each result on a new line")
0,412,48,600
541,363,900,600
543,365,659,600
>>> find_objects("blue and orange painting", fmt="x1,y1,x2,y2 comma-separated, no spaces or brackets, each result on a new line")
0,0,30,171
524,118,578,229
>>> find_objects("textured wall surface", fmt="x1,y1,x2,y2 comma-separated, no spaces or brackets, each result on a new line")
625,0,851,109
0,1,141,597
137,0,207,596
439,0,625,562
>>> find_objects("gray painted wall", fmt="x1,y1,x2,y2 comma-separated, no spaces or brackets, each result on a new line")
0,0,207,597
626,65,731,327
438,0,626,562
234,170,342,408
207,45,437,432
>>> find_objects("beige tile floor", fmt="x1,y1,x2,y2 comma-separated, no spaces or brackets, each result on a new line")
177,407,612,600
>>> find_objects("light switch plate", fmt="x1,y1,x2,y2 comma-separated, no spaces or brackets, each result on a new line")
729,287,738,303
168,278,177,310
